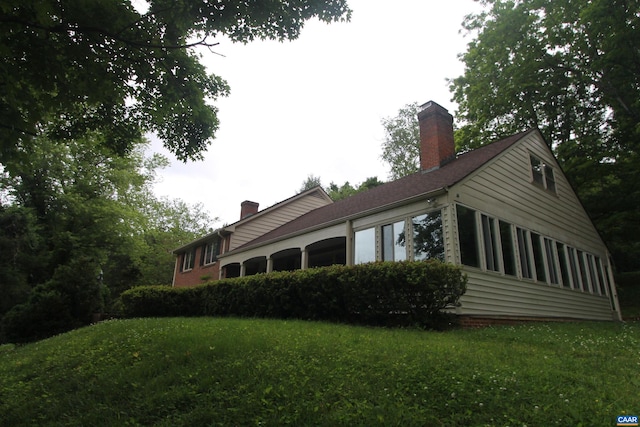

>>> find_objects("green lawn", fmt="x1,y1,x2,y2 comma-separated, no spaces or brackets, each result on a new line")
1,318,638,426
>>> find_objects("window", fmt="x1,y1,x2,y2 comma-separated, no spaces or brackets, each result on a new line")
499,221,517,276
544,165,556,193
595,258,607,295
544,238,559,285
517,228,533,279
201,240,220,265
556,243,572,288
530,154,557,194
481,214,499,272
586,254,600,295
382,221,406,261
531,233,547,282
354,227,376,264
577,250,590,292
182,249,195,272
530,155,544,185
457,205,480,267
567,246,581,290
412,211,444,261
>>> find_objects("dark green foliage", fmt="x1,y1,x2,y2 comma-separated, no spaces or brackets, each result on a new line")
121,261,467,329
0,0,351,163
450,0,640,271
615,272,640,319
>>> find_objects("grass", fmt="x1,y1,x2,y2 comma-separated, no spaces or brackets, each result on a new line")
1,318,639,426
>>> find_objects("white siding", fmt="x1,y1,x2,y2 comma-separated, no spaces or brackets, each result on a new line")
230,192,331,250
460,270,614,321
449,131,617,320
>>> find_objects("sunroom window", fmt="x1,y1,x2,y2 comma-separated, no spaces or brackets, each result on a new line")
412,211,444,261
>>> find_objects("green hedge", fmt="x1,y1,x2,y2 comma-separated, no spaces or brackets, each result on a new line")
120,260,467,328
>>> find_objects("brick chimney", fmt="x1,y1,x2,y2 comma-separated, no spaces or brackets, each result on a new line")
240,200,259,219
417,101,455,171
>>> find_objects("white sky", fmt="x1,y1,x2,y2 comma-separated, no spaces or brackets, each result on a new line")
149,0,483,226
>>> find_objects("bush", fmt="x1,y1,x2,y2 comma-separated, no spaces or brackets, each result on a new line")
120,260,467,329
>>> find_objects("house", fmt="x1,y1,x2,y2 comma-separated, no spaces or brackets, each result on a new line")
172,101,621,323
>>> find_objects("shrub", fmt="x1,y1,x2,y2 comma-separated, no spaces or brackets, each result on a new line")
120,260,467,328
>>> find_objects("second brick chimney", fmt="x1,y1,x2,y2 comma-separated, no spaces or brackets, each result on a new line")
417,101,455,171
240,200,259,219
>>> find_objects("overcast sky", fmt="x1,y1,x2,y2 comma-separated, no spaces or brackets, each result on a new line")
149,0,483,226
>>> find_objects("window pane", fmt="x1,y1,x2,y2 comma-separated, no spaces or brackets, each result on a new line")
499,221,517,276
412,211,443,261
544,165,556,193
544,238,559,284
481,214,499,271
517,228,532,279
595,258,607,295
457,205,479,267
382,221,406,261
531,233,547,283
577,250,590,292
587,254,599,295
382,224,393,261
355,228,376,264
530,155,544,185
567,247,581,290
556,242,571,288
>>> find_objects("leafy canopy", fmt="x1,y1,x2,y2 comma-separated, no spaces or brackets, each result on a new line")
449,0,640,271
0,0,351,162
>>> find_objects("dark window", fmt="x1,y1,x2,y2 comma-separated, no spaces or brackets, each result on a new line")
567,246,581,290
544,165,556,193
499,221,517,276
531,233,547,282
201,240,220,265
577,250,590,292
530,155,544,185
556,242,572,288
481,214,499,272
412,211,444,261
182,250,195,272
457,205,480,267
544,238,559,284
530,154,557,194
586,254,600,295
517,228,533,279
595,258,607,295
382,220,406,261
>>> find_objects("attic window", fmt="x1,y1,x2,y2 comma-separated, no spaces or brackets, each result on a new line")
529,155,556,194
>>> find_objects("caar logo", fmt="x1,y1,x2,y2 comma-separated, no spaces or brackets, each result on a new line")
617,415,639,426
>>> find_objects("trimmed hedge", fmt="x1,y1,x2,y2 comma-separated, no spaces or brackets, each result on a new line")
120,260,467,328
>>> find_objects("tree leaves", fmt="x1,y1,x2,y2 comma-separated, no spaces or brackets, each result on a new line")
0,0,351,162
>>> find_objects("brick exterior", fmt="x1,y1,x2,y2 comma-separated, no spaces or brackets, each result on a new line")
173,245,221,288
418,101,455,171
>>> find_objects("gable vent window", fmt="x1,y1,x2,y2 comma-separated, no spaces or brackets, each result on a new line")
530,155,557,194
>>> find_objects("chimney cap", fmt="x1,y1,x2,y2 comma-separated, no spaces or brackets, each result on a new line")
419,100,448,114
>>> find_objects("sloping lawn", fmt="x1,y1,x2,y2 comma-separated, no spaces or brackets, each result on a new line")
1,318,638,426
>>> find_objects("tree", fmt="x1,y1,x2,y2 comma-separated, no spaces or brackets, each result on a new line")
299,174,324,193
0,0,351,163
449,0,640,271
326,177,384,201
380,103,421,180
0,135,216,342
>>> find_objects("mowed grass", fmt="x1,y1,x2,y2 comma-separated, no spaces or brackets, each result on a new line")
1,318,638,426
